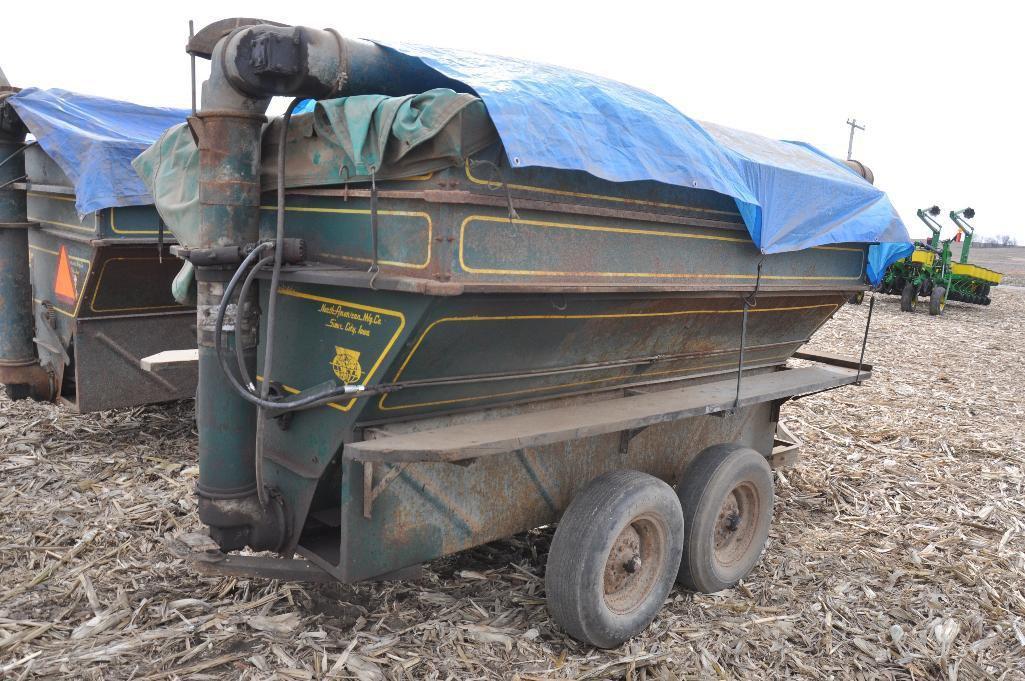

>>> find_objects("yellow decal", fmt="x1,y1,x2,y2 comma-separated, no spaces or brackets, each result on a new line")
330,346,363,384
320,303,382,337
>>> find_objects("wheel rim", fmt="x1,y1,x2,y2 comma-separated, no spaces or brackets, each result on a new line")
603,513,666,614
713,482,761,568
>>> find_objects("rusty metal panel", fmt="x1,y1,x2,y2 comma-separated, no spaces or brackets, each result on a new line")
268,147,869,294
24,228,196,411
315,403,775,582
71,312,196,411
360,291,844,421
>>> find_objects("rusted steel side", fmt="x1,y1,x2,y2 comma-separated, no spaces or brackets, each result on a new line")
317,403,776,582
265,155,868,295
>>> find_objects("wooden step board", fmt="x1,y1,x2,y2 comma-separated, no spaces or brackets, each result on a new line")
347,364,866,464
140,348,199,372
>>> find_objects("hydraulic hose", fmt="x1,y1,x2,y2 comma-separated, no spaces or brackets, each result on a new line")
253,98,301,506
259,98,303,409
212,101,365,416
234,253,275,387
212,244,364,412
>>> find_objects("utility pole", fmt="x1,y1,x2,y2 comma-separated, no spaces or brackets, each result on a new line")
846,118,866,160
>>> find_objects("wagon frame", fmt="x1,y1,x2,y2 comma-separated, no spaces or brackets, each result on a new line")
183,349,870,644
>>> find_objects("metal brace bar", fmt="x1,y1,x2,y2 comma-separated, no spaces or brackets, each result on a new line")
363,460,410,519
0,142,34,170
769,421,802,469
193,550,336,582
0,174,26,191
618,426,649,455
855,293,875,385
368,169,380,289
732,258,763,411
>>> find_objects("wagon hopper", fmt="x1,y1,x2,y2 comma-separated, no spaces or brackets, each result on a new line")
0,84,195,410
137,19,911,647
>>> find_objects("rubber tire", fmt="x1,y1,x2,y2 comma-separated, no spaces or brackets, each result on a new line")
675,445,774,594
546,470,684,649
929,286,946,316
900,282,917,312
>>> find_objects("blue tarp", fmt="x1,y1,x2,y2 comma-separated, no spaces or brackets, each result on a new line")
11,55,912,281
9,88,189,215
377,42,911,275
867,242,915,286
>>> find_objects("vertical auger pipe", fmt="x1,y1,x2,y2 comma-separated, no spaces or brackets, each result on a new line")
190,108,287,552
0,88,52,400
190,18,452,552
189,22,362,552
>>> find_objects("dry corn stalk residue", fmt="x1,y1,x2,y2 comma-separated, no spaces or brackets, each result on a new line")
1,288,1024,679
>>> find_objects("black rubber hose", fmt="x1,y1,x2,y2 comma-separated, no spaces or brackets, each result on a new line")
234,253,275,387
259,98,303,407
213,244,363,411
255,98,304,506
211,104,365,414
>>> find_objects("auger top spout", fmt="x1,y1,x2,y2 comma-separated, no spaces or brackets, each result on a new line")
190,19,447,112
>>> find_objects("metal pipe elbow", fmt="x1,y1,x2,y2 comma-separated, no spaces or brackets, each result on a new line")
843,159,875,185
197,19,437,111
201,23,347,111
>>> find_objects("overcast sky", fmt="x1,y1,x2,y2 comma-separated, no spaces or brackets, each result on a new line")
6,1,1022,242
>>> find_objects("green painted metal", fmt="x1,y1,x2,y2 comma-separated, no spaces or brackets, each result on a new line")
949,208,975,264
1,93,53,400
189,110,275,550
326,404,776,582
256,145,867,293
202,144,867,563
252,279,846,559
0,136,196,410
0,134,36,368
171,65,872,580
877,205,1000,312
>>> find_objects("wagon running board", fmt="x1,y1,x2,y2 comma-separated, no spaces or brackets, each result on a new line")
346,360,868,465
191,549,422,582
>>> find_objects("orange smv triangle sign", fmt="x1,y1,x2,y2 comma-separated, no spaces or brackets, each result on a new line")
54,244,78,305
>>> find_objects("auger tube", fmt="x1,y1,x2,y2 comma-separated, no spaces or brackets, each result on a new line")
0,83,53,401
190,19,452,552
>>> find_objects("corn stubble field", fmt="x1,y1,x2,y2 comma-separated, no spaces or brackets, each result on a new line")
1,288,1023,680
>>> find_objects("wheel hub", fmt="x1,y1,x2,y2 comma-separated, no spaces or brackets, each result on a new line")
713,483,760,568
603,515,666,614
